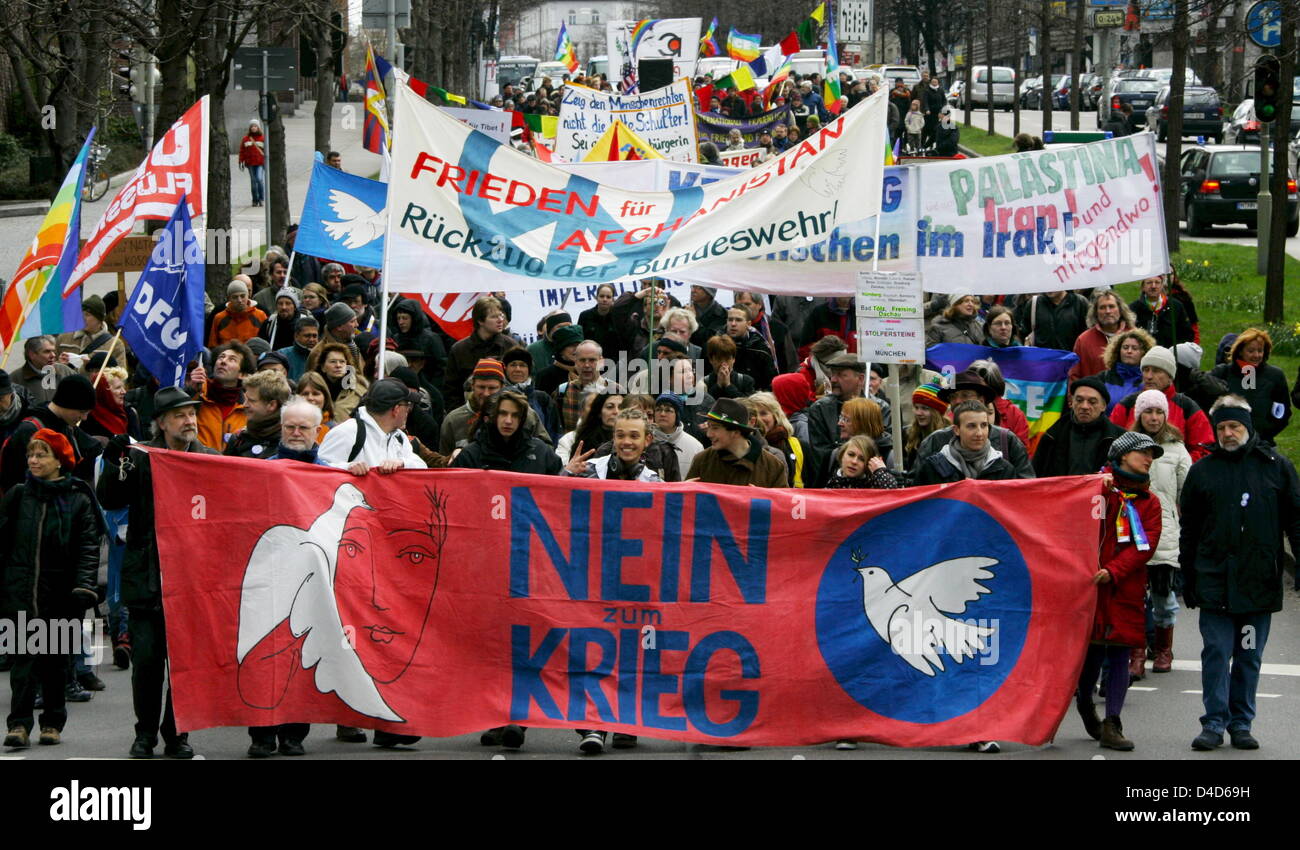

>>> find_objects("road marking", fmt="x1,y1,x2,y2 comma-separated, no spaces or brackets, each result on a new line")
1171,660,1300,677
1128,686,1158,692
1181,689,1281,697
1182,689,1201,694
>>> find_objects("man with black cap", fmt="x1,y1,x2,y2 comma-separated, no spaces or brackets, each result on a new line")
0,373,101,491
208,280,268,348
914,369,1036,479
686,398,788,487
57,294,116,359
527,311,573,377
0,369,31,444
257,287,308,350
98,386,220,758
339,278,378,335
322,301,361,361
1181,395,1300,753
1032,377,1125,477
319,377,428,473
15,335,74,406
533,324,585,397
806,351,868,487
503,348,561,442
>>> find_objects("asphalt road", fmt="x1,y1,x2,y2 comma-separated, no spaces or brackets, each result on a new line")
5,588,1300,761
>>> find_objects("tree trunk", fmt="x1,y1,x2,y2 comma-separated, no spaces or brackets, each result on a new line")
154,0,190,140
1040,0,1052,133
1070,0,1083,130
307,13,336,157
196,1,236,305
986,0,995,135
1013,0,1022,136
1163,0,1189,254
1227,0,1245,103
963,2,973,128
1263,1,1296,323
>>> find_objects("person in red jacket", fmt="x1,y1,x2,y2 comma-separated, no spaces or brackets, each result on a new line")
237,120,266,207
1108,346,1215,461
1069,289,1135,381
1076,431,1163,751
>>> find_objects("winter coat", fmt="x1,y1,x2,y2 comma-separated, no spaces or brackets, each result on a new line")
657,424,703,474
685,439,788,488
915,424,1036,480
1095,363,1144,414
0,474,103,617
1031,414,1125,477
97,434,220,610
1110,385,1214,461
1130,296,1193,349
0,406,102,492
914,442,1021,484
389,297,448,389
993,397,1030,446
438,401,550,456
1069,325,1128,381
566,453,661,482
223,417,282,459
0,385,30,445
1093,480,1162,646
1180,435,1300,615
798,302,856,359
238,132,266,167
275,344,313,382
451,425,561,475
826,467,900,489
1146,436,1190,568
578,306,621,359
195,382,248,452
258,309,310,351
207,304,268,348
1175,364,1228,415
926,313,985,346
443,331,517,401
318,407,427,471
705,370,756,400
729,329,778,391
1210,359,1292,445
14,361,74,407
934,123,959,156
1013,293,1089,351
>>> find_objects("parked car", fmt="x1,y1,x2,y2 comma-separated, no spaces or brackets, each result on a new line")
1178,145,1299,237
1082,73,1104,109
697,57,741,81
967,65,1016,110
866,64,922,89
1021,75,1063,109
527,61,575,89
1226,93,1300,144
948,80,965,107
1099,78,1163,131
1146,86,1224,143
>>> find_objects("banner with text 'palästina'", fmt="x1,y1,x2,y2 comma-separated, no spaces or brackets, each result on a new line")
384,83,886,292
914,132,1170,294
154,453,1102,747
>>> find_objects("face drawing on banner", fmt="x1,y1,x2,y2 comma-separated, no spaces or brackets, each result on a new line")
652,32,683,58
236,483,449,722
799,149,849,200
323,189,386,250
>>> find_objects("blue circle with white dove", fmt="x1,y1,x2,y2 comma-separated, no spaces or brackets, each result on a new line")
815,498,1031,723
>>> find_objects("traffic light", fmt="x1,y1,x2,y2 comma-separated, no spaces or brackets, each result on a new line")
1255,54,1281,123
128,61,161,104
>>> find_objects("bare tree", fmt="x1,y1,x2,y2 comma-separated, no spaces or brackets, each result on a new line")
1263,1,1296,322
1163,0,1189,253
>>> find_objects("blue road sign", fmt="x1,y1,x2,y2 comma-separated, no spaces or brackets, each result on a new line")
1247,0,1282,49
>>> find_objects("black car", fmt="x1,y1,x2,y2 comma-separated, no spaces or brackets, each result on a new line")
1178,145,1299,237
1103,79,1162,131
1147,86,1224,143
1224,96,1300,145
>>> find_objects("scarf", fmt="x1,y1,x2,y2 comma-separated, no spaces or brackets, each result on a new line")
323,373,344,403
89,380,128,435
1145,293,1168,314
1235,358,1258,373
1112,468,1151,550
245,411,282,442
207,379,242,408
26,473,77,547
272,444,319,463
942,435,1000,479
1116,362,1142,381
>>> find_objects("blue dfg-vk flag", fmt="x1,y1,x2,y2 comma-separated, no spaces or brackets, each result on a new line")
120,196,205,387
296,162,387,267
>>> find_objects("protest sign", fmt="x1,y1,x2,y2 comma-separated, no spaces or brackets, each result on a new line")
607,19,703,82
557,80,698,163
385,82,886,291
439,106,512,145
718,148,762,168
912,133,1170,294
695,105,793,149
155,453,1102,747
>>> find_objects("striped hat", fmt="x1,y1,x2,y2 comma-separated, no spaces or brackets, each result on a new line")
1108,430,1164,464
912,380,948,415
472,358,506,383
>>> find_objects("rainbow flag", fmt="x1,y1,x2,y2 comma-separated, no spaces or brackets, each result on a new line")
0,130,95,353
629,19,658,54
700,17,720,58
363,44,390,153
555,22,579,73
726,28,761,62
764,57,794,106
798,2,827,48
824,12,843,114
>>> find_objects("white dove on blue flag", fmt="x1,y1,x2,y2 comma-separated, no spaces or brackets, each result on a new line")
296,161,388,267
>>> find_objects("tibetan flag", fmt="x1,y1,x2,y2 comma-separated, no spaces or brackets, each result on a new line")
363,44,390,153
715,66,756,92
555,22,579,74
726,28,761,62
700,17,720,58
582,119,663,161
925,343,1080,454
798,2,827,48
824,13,843,114
763,58,793,106
429,86,467,106
0,131,95,353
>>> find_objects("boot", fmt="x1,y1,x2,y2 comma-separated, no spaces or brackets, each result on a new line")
1100,716,1134,751
1076,697,1102,741
1152,626,1174,673
1128,647,1146,681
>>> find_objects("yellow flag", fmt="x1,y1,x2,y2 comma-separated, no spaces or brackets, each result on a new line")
581,119,664,161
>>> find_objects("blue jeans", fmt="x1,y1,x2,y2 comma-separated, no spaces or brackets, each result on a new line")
1198,610,1271,734
1151,589,1179,628
248,164,264,203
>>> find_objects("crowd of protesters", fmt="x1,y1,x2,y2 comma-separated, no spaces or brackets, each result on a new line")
1,212,1297,758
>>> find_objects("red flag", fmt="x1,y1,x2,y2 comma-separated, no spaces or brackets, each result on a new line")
405,291,484,338
780,31,801,56
695,84,714,110
154,453,1104,747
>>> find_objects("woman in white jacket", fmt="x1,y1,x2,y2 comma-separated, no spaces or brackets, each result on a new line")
1129,389,1191,677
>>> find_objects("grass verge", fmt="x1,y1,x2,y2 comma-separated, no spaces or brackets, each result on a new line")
957,126,1019,157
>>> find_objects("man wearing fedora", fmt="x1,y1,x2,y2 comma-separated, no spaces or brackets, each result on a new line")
686,398,788,487
98,386,220,759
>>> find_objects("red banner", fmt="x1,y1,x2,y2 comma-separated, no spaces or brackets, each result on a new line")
153,453,1102,747
67,97,209,293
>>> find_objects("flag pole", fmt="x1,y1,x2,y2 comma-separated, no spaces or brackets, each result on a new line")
376,79,397,381
1,298,47,370
92,329,124,388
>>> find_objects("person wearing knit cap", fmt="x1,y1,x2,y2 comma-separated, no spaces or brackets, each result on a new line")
1074,430,1163,751
56,294,116,361
502,348,561,442
208,279,268,348
1033,376,1125,478
1128,387,1192,677
1179,394,1300,752
258,286,308,351
526,311,573,378
905,380,948,473
0,427,106,749
534,324,585,397
437,355,551,455
1209,328,1293,447
0,374,101,491
1109,345,1216,462
652,392,704,473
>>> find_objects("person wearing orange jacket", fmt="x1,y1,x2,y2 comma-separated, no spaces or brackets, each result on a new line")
208,281,267,348
188,341,254,451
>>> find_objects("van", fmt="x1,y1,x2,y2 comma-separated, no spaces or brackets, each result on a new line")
697,57,740,81
867,64,921,89
790,50,826,78
967,65,1016,110
587,55,608,80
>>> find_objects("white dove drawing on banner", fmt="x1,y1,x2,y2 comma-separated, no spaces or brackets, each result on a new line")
852,550,998,677
322,189,386,250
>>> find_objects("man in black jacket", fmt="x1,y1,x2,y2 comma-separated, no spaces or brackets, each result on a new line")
1032,378,1125,477
1181,395,1300,752
722,305,777,391
688,285,728,349
223,369,290,459
98,387,220,759
1014,290,1090,351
